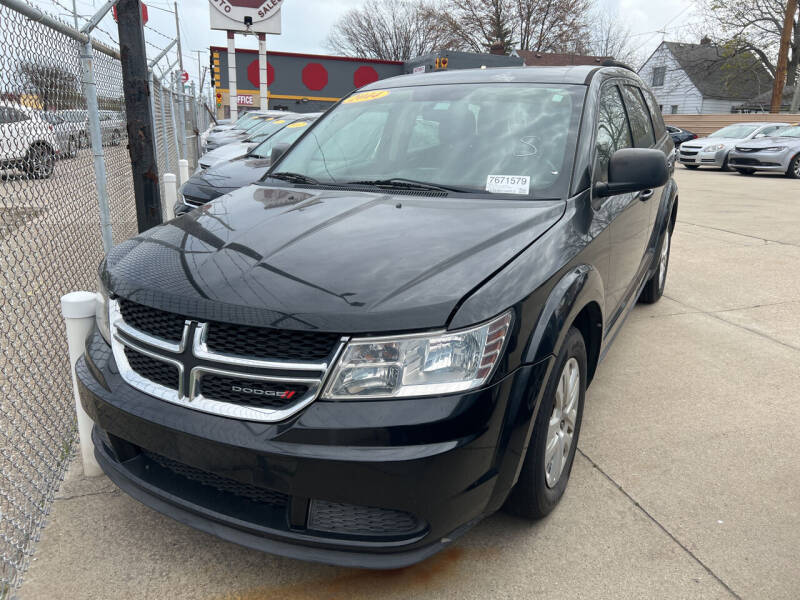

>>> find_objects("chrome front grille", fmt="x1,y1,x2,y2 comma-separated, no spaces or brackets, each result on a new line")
109,299,346,422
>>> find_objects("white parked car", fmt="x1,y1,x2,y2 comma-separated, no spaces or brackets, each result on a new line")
0,102,59,178
678,122,789,171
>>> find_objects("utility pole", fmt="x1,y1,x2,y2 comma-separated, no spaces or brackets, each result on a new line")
771,0,798,113
173,1,183,73
195,49,204,94
227,30,237,120
117,0,162,231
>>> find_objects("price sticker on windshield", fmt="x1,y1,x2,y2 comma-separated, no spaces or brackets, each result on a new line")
286,121,308,128
486,175,530,195
343,90,390,104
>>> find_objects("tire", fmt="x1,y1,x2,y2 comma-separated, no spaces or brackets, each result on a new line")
787,154,800,179
683,164,699,170
736,168,756,175
25,144,55,179
503,327,587,519
640,227,671,304
721,154,731,172
111,130,121,146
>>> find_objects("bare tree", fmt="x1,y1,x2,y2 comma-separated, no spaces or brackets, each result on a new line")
698,0,800,85
514,0,590,53
18,61,80,110
326,0,456,61
585,6,640,66
438,0,517,54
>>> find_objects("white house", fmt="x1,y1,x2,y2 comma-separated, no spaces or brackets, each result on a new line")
638,40,773,114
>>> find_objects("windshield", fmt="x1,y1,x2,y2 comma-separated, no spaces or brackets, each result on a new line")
251,119,314,158
709,124,759,139
233,113,263,130
245,117,292,142
775,125,800,138
274,83,584,198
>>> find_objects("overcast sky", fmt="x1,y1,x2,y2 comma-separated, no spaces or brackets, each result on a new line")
40,0,699,91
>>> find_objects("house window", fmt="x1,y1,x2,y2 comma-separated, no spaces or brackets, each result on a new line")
671,105,679,114
652,66,666,87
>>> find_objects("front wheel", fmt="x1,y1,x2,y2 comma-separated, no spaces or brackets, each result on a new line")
503,327,586,519
110,130,121,146
736,168,756,176
787,154,800,179
25,145,55,179
640,228,671,304
721,154,731,171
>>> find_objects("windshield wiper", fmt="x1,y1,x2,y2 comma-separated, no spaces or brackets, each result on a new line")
269,172,319,185
346,178,472,194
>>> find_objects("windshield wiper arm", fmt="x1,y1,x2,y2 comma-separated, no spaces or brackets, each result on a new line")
346,178,471,193
269,172,319,185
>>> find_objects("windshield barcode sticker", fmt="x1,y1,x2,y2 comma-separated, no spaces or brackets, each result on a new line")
486,175,530,195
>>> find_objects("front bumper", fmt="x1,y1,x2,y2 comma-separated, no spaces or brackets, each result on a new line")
678,147,727,167
78,330,550,568
728,151,790,172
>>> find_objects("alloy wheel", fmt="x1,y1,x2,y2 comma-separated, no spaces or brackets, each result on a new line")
545,357,580,488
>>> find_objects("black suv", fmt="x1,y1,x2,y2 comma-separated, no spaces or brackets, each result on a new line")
79,65,677,568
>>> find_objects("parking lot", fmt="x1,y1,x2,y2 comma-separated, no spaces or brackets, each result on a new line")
17,167,800,600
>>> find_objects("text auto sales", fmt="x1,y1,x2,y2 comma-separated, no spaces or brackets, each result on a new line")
211,0,280,18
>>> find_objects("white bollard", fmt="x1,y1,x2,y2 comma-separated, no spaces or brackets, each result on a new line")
61,291,103,477
179,159,189,187
163,172,177,221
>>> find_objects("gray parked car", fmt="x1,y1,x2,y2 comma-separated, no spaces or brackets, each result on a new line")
728,124,800,178
55,109,124,147
678,122,789,171
57,109,89,148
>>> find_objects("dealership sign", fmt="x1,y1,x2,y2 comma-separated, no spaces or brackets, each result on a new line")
209,0,282,33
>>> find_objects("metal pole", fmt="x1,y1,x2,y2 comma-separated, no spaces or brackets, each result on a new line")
174,73,187,161
190,80,201,161
195,49,204,94
158,81,171,173
71,0,78,28
173,1,183,72
79,37,113,253
169,81,180,169
258,32,268,110
147,69,159,167
117,0,162,232
227,30,238,120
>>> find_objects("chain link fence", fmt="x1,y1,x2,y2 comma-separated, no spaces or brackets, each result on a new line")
0,3,212,595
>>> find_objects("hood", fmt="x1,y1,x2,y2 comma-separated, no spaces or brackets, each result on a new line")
206,130,249,145
105,186,565,333
682,137,741,148
734,136,800,149
198,142,255,169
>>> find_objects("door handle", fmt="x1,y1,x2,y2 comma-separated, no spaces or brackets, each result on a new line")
639,189,654,201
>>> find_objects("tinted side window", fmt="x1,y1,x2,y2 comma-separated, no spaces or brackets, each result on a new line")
594,84,633,183
622,85,655,147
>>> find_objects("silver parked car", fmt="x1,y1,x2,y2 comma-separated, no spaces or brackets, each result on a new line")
678,122,789,171
728,124,800,178
38,111,82,158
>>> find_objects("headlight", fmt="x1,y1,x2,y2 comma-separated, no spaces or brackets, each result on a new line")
323,311,512,399
759,146,786,152
703,143,726,152
96,273,111,344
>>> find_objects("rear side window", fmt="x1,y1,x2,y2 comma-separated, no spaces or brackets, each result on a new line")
622,86,655,147
594,84,633,183
640,87,667,140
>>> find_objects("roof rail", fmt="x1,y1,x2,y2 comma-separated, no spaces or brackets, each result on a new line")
601,59,636,73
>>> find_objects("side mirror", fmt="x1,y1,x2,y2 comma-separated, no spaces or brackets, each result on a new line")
594,148,669,198
270,142,290,165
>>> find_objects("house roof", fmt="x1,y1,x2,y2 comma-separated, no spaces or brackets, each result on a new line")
514,50,611,67
661,41,773,100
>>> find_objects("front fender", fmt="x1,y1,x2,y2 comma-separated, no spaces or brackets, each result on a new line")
522,264,604,366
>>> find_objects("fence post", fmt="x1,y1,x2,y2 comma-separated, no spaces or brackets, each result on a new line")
169,84,181,168
79,37,113,254
179,159,189,186
175,75,187,162
117,0,163,233
158,81,171,174
61,292,103,477
163,172,177,220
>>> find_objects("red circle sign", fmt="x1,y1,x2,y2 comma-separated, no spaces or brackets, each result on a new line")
180,71,189,83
